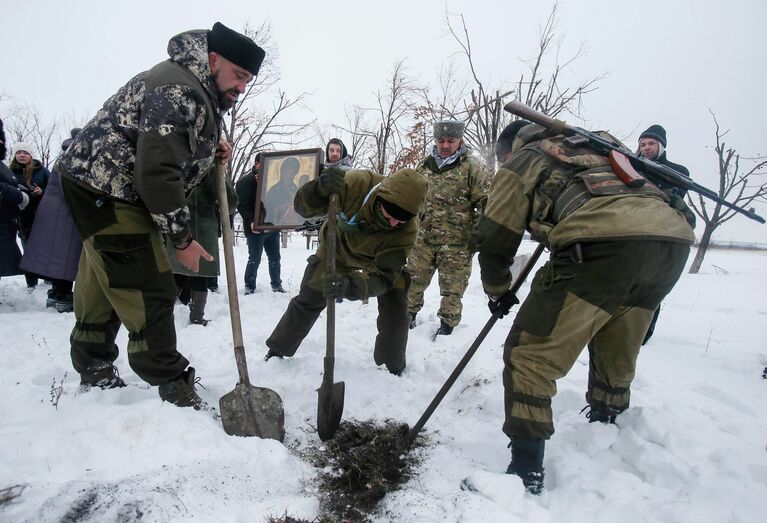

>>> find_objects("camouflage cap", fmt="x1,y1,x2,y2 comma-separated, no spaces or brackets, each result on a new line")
433,119,464,140
208,22,265,75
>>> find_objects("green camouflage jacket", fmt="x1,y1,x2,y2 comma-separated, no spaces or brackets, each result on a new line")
295,168,428,299
415,150,490,246
55,29,222,243
474,125,696,296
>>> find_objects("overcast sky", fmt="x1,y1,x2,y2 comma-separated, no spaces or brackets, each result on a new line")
1,0,765,242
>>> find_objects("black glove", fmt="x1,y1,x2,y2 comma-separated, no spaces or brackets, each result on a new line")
321,272,348,300
488,290,519,318
316,167,345,198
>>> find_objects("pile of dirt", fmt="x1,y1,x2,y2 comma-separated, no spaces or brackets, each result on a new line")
307,419,423,522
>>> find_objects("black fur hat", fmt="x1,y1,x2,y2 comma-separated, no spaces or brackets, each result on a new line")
208,22,265,75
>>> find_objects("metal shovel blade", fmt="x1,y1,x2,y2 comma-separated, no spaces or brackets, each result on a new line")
220,382,286,442
317,379,345,442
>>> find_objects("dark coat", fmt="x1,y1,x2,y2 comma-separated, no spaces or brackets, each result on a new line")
19,170,82,281
0,162,24,276
10,159,50,239
235,170,263,237
164,170,237,278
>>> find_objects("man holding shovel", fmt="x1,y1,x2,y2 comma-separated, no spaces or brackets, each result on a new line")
473,119,694,494
264,166,428,375
56,22,265,408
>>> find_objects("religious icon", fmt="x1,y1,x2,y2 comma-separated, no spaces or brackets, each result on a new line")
255,148,322,230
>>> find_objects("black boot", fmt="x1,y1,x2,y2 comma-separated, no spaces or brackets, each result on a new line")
580,404,619,424
189,291,209,326
55,292,74,313
46,289,57,308
158,367,206,409
506,437,545,495
408,312,417,330
80,361,127,390
435,319,453,336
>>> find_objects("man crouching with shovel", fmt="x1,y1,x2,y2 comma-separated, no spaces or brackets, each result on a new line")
264,166,428,376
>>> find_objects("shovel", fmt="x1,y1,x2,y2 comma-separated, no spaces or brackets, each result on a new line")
405,243,546,446
215,164,285,441
316,193,345,441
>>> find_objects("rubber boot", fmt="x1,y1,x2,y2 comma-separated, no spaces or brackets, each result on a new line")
506,437,545,495
189,290,209,326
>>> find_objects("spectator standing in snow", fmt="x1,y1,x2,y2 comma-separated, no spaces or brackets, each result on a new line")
264,166,428,375
236,153,285,294
168,169,237,325
20,128,83,312
0,118,29,284
406,119,490,337
55,22,264,409
636,124,692,345
9,142,50,288
473,120,694,494
323,137,353,171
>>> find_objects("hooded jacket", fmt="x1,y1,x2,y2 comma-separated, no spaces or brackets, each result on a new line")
54,30,222,243
474,124,695,296
294,168,428,299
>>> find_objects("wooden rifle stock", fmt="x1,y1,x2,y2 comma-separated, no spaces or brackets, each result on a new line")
608,150,646,188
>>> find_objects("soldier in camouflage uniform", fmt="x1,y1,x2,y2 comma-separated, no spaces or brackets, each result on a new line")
265,166,428,375
473,121,695,494
56,22,264,408
407,119,490,336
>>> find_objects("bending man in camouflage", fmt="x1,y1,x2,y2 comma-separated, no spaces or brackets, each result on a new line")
265,167,428,375
56,22,264,408
473,121,695,493
407,119,490,336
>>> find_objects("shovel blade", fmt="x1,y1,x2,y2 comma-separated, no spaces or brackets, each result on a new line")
220,382,285,442
317,381,345,441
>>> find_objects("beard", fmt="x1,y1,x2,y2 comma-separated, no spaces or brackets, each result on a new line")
212,71,239,110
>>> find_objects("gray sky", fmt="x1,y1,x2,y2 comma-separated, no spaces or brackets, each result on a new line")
2,0,765,242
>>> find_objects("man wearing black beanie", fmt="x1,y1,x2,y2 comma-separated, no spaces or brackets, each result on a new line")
54,22,264,410
637,123,692,345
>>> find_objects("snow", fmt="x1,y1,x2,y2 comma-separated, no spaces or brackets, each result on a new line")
1,237,765,522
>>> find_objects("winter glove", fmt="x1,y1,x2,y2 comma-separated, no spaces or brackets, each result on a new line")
488,290,519,318
321,272,349,300
316,167,346,198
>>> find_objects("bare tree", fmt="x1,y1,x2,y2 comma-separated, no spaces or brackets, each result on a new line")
355,60,419,173
440,3,603,171
687,111,767,274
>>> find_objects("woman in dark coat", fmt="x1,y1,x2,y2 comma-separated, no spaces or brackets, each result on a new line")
9,142,50,288
20,128,83,312
0,118,28,280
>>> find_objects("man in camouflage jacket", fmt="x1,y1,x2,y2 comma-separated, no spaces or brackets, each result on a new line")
473,121,695,494
265,166,428,375
56,22,264,408
407,119,490,336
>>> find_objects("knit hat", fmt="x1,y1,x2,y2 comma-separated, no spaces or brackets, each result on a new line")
12,142,35,158
433,119,464,140
326,138,348,162
208,22,266,75
639,124,667,148
495,120,531,162
377,196,414,221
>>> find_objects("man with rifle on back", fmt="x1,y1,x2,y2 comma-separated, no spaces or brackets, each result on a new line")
474,102,764,495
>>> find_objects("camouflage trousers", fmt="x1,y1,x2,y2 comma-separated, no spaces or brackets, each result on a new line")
62,178,188,385
266,255,411,374
407,240,473,327
502,240,690,440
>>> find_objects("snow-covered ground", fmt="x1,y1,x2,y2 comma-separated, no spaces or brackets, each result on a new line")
1,237,765,522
